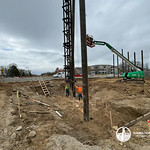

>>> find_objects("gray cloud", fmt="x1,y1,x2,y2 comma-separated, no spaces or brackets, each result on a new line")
0,0,149,74
85,0,150,67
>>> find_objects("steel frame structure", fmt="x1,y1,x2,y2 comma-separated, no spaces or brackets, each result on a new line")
62,0,72,82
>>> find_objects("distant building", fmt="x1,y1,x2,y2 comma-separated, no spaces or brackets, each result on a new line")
75,67,82,74
75,65,118,75
90,65,118,74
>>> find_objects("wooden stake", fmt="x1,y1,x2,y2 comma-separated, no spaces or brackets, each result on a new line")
79,108,83,113
76,100,80,108
110,110,113,128
94,94,97,107
105,102,108,111
17,91,21,118
147,120,150,132
73,98,76,107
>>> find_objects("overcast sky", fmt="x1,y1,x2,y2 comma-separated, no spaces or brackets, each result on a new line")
0,0,150,74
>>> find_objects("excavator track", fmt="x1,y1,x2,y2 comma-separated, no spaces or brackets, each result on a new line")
123,79,145,84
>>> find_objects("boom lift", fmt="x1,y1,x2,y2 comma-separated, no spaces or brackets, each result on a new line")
86,35,144,81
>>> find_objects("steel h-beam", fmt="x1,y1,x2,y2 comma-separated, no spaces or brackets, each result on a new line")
121,49,124,73
79,0,90,122
62,0,72,82
141,50,144,71
127,52,129,72
134,52,136,66
71,0,75,96
113,54,115,77
117,55,119,78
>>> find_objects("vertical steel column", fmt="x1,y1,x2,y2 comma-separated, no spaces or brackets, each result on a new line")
113,54,115,78
127,52,129,72
134,52,136,66
141,50,144,71
79,0,89,122
117,55,119,78
71,0,75,96
124,55,127,72
122,49,124,73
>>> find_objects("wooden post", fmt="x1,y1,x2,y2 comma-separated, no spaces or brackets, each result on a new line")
147,120,150,132
17,91,21,118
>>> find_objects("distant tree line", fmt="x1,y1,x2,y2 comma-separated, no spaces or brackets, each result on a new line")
1,64,32,77
41,67,64,76
41,72,54,76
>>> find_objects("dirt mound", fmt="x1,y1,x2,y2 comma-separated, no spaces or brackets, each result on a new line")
45,135,104,150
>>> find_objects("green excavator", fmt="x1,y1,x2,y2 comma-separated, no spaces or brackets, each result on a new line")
86,35,144,81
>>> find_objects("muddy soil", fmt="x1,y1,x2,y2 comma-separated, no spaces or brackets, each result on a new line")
0,78,150,150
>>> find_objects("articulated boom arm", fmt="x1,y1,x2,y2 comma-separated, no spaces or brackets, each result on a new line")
86,35,141,71
100,42,141,71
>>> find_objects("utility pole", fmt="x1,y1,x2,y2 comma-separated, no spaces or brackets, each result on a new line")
71,0,75,97
79,0,89,122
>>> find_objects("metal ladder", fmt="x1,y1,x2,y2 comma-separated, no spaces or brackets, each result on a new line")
38,76,50,96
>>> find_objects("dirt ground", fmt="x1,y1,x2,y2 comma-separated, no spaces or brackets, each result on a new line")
0,78,150,150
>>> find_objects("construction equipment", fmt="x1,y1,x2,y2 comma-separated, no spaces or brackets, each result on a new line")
86,35,144,81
